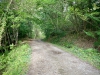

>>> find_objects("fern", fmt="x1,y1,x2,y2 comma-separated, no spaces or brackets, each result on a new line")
84,30,95,38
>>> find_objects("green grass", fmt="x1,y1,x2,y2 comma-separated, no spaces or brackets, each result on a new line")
0,43,31,75
50,37,100,70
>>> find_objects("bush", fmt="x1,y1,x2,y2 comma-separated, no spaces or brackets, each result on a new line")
0,43,31,75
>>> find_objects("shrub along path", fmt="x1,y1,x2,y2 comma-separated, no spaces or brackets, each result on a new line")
27,40,100,75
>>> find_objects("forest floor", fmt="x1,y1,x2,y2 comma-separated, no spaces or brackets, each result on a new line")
26,40,100,75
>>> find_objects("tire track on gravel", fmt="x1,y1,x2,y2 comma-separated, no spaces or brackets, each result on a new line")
27,40,100,75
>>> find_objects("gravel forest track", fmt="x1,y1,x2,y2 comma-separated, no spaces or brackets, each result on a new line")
27,40,100,75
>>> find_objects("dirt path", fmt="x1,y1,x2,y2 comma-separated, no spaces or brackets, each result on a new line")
27,40,100,75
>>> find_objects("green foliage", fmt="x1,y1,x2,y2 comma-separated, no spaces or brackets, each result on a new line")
18,21,33,38
0,54,7,71
0,0,100,73
84,30,100,47
84,31,95,38
0,0,38,51
34,0,100,50
0,0,99,48
0,43,31,75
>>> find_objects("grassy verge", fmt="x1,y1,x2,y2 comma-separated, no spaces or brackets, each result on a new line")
0,43,31,75
49,37,100,70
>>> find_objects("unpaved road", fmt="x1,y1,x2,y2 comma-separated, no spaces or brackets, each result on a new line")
27,40,100,75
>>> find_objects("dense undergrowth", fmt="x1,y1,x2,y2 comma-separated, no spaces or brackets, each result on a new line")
0,43,31,75
47,35,100,70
